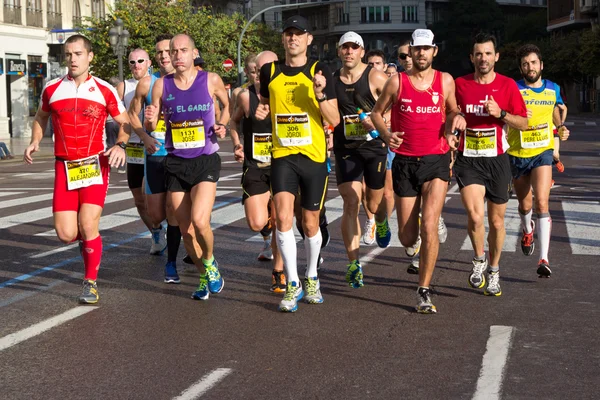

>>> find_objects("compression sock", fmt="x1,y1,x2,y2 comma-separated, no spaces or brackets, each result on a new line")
276,228,298,284
82,235,102,281
167,224,182,263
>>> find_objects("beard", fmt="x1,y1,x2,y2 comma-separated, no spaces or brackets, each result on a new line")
413,59,432,72
523,70,541,84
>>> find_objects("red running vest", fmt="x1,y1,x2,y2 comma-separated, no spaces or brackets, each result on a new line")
390,70,449,157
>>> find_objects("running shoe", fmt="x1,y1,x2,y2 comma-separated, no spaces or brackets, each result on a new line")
191,275,209,300
521,221,535,256
438,216,448,244
271,270,286,293
537,259,552,278
318,255,323,271
550,180,556,189
150,226,167,255
78,279,99,304
279,281,304,312
205,260,224,294
415,287,436,314
375,218,391,248
258,239,273,261
484,270,502,296
164,261,180,284
182,254,193,264
304,277,324,304
469,258,488,289
363,218,376,245
345,260,364,289
554,159,565,173
407,254,419,275
405,236,421,257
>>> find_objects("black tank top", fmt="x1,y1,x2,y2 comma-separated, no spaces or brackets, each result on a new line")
333,65,385,151
244,85,273,168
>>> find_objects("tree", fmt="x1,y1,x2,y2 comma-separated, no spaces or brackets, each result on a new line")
78,0,283,84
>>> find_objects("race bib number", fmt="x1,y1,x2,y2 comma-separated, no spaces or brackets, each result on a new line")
155,118,166,133
464,127,497,157
252,132,273,163
126,143,144,164
64,155,103,191
171,119,205,149
520,123,550,149
343,114,371,141
275,113,312,147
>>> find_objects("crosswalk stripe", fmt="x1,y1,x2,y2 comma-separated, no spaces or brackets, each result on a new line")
584,121,597,126
0,192,24,199
562,200,600,255
0,193,54,210
460,199,521,252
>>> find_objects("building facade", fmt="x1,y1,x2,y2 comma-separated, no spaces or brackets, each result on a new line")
0,0,112,139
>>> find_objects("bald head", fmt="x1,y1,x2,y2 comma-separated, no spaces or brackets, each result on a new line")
256,50,278,70
170,34,198,72
171,34,196,51
128,48,151,80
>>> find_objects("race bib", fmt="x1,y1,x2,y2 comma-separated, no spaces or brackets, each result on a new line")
171,119,205,149
343,114,372,141
252,132,273,163
64,155,103,191
464,127,497,157
275,113,312,147
520,123,551,149
155,118,166,133
126,143,144,164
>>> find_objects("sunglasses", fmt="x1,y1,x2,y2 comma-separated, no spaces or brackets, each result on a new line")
398,53,410,60
129,59,148,65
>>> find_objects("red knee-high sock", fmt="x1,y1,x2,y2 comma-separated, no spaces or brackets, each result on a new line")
69,232,82,244
82,235,103,281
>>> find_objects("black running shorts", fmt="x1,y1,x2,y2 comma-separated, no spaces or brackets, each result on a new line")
144,155,167,195
334,146,387,190
391,152,451,197
127,162,145,190
271,154,328,211
242,166,271,204
454,152,512,204
164,152,220,193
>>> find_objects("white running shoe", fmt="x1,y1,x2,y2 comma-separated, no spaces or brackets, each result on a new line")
150,226,167,255
484,270,502,296
363,218,376,245
438,216,448,244
469,258,488,289
257,239,274,261
405,236,421,257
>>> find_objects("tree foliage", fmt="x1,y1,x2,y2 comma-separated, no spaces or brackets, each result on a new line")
78,0,283,84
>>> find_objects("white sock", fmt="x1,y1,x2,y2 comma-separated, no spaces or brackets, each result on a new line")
537,213,552,261
304,232,322,279
519,209,533,233
276,228,298,284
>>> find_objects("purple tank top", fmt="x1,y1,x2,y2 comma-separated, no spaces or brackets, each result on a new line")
162,71,219,158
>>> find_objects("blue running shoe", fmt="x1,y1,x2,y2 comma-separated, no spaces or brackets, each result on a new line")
164,261,180,284
205,259,224,294
279,281,304,312
375,218,391,248
191,275,209,300
345,260,364,289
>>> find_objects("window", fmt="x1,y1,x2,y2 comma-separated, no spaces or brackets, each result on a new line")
47,0,62,29
402,5,418,23
92,0,105,18
72,0,81,26
26,0,42,27
361,5,391,23
3,0,22,25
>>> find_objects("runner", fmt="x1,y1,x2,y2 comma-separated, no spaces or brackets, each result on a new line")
230,54,258,117
366,49,388,72
371,29,465,313
256,15,339,312
128,34,187,284
385,63,398,77
229,50,287,292
450,33,528,296
508,44,570,277
144,34,230,300
117,48,167,255
24,34,130,304
332,31,390,288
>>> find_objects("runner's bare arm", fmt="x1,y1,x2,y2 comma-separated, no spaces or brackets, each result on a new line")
230,90,249,162
209,72,230,138
484,95,528,131
443,73,466,135
367,68,392,130
371,73,399,146
313,70,340,127
144,77,164,132
229,87,242,120
129,76,161,154
105,111,131,168
24,108,50,164
116,81,125,102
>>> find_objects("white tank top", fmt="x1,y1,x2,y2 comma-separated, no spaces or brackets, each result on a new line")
123,78,142,143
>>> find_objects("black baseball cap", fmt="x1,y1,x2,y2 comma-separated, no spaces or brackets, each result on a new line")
282,15,309,33
194,53,205,67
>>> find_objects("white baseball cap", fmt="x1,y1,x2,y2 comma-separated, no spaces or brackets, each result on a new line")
338,31,364,48
410,29,436,47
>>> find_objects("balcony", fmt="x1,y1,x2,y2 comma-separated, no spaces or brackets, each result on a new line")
26,8,43,27
3,4,22,25
47,11,62,29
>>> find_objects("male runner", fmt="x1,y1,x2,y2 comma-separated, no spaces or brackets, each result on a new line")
129,34,186,284
371,29,465,313
24,34,130,304
366,49,388,72
230,54,258,117
145,34,230,301
117,48,167,255
508,44,570,277
450,33,528,296
332,31,390,288
256,15,339,312
385,63,398,77
230,50,287,292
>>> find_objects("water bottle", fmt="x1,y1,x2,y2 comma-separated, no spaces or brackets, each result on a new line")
356,108,379,139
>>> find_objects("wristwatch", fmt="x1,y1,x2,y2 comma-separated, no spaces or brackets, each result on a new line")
116,141,127,150
498,109,507,120
316,94,327,103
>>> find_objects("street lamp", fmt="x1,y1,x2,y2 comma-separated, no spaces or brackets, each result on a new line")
108,18,130,82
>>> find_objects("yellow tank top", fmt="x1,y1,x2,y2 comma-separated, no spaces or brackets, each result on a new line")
507,80,558,158
268,62,326,163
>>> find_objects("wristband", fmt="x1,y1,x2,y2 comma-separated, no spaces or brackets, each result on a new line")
116,141,127,150
316,94,327,103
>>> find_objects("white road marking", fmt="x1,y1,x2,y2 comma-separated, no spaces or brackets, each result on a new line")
472,325,515,400
0,188,54,191
387,197,451,247
561,200,600,255
461,199,520,252
30,243,79,259
0,192,24,198
173,368,232,400
0,306,98,352
564,121,574,127
218,172,243,182
221,160,239,164
584,121,597,126
0,193,53,210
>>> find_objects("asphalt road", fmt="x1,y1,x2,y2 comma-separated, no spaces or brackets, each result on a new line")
0,116,599,399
